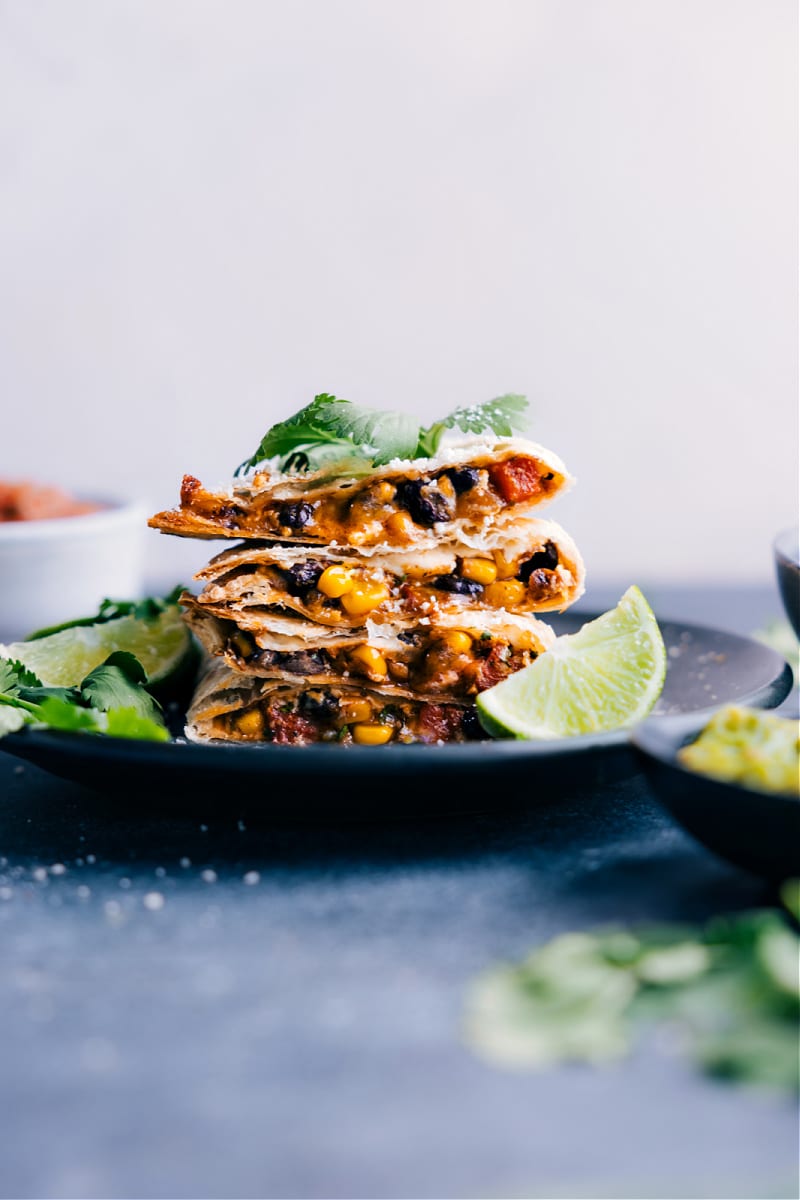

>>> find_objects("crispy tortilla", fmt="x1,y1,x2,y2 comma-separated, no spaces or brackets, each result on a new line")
182,604,555,700
149,438,572,551
186,660,480,745
185,518,584,628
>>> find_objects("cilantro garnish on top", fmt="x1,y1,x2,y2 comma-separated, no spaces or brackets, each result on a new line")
235,393,529,476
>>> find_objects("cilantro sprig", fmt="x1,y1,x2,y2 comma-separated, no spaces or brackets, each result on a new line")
0,654,169,742
235,393,529,476
465,889,800,1092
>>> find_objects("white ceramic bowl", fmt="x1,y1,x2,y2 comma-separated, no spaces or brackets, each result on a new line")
0,499,146,641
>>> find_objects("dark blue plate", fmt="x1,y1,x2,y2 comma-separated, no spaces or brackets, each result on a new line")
1,613,792,817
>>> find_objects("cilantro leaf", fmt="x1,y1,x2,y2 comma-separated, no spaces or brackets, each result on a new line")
417,394,529,458
18,686,81,705
236,393,531,477
465,910,800,1093
80,652,162,722
0,659,43,727
32,696,168,742
445,393,528,437
104,707,170,742
35,696,106,732
0,650,169,743
236,393,421,475
0,659,42,693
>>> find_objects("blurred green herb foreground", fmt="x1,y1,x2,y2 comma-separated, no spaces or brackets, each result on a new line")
465,881,800,1093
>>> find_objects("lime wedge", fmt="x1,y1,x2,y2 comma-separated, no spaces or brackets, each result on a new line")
477,586,666,739
0,607,192,688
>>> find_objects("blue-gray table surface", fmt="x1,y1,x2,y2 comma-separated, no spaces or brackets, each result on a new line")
0,584,797,1200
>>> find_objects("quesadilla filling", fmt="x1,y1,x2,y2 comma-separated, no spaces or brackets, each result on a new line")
212,688,483,745
207,620,540,698
193,540,570,626
164,452,561,546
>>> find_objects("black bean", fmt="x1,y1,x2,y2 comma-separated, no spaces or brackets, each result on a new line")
300,690,338,719
275,650,327,675
396,479,454,527
445,467,479,494
525,568,551,592
253,649,277,668
277,501,314,530
282,560,324,596
518,540,559,582
434,574,484,597
214,503,246,528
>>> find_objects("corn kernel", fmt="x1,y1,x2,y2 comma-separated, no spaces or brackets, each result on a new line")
353,723,393,746
460,557,497,585
232,631,255,659
372,481,396,503
317,564,355,598
485,579,527,608
440,629,473,655
235,707,265,737
350,644,389,677
493,552,519,580
386,510,416,541
341,581,391,615
340,698,373,724
437,474,456,501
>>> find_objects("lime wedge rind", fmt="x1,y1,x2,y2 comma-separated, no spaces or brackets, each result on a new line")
477,586,666,741
0,607,192,689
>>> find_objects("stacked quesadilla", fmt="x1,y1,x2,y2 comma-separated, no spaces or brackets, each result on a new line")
149,395,585,745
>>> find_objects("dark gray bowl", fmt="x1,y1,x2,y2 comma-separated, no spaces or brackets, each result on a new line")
774,526,800,638
633,709,800,880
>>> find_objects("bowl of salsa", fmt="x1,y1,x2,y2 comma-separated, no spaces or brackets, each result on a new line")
0,480,145,641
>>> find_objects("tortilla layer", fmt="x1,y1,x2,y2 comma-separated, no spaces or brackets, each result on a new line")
149,438,572,551
182,603,555,700
186,518,584,628
186,660,482,745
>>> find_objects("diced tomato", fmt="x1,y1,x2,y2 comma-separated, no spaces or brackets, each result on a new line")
398,583,431,613
473,645,513,691
488,456,542,504
180,475,204,506
266,706,319,744
418,703,464,742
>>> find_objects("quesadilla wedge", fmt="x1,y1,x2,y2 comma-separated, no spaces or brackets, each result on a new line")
182,603,555,700
186,660,482,745
149,438,572,552
186,518,584,631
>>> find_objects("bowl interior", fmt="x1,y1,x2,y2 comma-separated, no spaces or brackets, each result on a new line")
633,711,800,879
